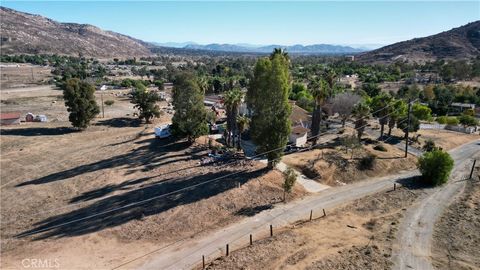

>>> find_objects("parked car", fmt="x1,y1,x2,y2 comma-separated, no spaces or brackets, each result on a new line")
154,124,172,139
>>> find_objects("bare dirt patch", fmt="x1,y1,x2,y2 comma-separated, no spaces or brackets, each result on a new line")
205,181,424,270
432,179,480,270
417,129,479,151
283,137,417,186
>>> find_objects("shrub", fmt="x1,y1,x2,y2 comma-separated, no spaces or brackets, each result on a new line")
417,150,454,186
373,144,387,152
436,116,448,124
458,115,478,127
358,154,377,170
446,117,459,126
422,139,438,152
282,167,297,201
104,100,115,106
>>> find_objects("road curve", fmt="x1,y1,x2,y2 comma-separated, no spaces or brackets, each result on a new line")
129,170,419,270
392,139,480,270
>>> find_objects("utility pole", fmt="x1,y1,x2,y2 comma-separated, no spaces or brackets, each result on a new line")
405,99,412,158
470,159,477,180
100,85,106,118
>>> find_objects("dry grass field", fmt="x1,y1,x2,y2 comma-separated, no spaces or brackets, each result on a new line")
0,64,52,89
206,182,425,270
0,83,305,269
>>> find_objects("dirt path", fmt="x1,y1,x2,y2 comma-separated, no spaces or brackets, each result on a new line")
134,170,419,270
432,179,480,269
392,139,480,270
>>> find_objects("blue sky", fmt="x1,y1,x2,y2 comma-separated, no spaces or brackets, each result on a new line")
2,1,479,47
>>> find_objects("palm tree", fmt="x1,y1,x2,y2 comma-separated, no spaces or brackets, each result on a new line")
197,76,210,94
352,101,371,141
270,48,289,61
223,88,244,147
309,78,329,141
236,115,250,150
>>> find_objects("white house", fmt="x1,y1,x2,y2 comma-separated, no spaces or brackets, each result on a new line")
289,126,309,147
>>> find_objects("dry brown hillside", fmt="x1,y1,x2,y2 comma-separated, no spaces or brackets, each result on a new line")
0,7,152,58
357,21,480,63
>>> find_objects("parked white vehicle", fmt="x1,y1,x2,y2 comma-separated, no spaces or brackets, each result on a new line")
155,124,172,138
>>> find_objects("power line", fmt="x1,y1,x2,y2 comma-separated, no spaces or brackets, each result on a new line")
9,100,417,233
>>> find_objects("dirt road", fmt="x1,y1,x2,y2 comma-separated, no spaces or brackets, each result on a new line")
132,170,419,270
392,139,480,270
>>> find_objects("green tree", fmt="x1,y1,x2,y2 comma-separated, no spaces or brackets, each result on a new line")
223,88,244,148
362,83,381,97
248,52,291,168
171,73,209,142
352,101,371,141
412,103,432,121
282,167,297,201
309,78,329,141
397,115,420,139
458,115,478,127
62,78,99,129
130,84,161,124
417,150,454,185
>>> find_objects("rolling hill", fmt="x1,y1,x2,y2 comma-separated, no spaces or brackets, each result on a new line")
357,21,480,63
0,7,152,58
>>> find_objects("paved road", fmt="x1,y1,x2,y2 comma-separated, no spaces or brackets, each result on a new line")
392,139,480,270
134,170,419,270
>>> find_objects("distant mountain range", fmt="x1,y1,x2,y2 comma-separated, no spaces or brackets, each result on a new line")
1,6,478,62
179,43,366,54
358,21,480,63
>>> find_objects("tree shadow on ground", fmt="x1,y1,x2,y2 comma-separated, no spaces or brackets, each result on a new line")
15,137,200,187
394,175,434,190
0,127,76,136
234,204,273,217
95,117,142,128
17,167,269,240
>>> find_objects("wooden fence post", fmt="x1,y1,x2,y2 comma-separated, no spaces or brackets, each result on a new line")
323,209,326,217
309,210,313,221
250,234,253,245
270,225,273,237
202,255,205,269
226,244,229,256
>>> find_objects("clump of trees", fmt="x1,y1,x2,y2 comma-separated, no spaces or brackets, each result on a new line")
130,83,161,124
171,72,209,143
248,49,291,168
62,78,99,129
417,149,454,186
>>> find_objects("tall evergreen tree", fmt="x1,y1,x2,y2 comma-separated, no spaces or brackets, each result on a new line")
130,83,161,124
63,78,99,130
248,50,291,168
171,72,209,143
